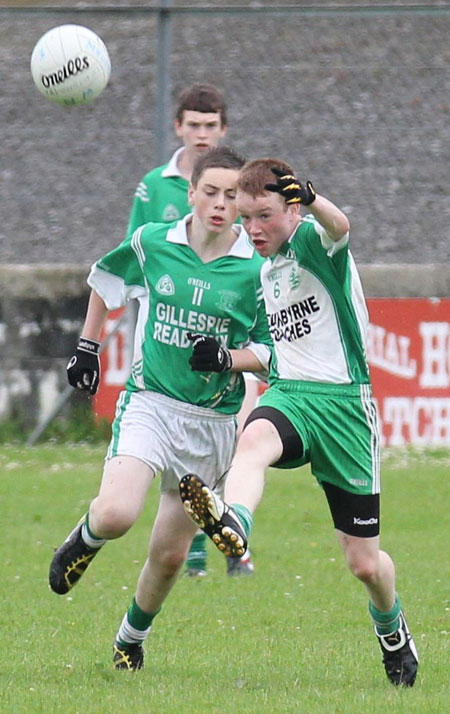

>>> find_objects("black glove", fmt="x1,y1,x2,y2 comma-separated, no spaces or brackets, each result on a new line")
187,332,233,373
264,167,316,206
66,337,101,395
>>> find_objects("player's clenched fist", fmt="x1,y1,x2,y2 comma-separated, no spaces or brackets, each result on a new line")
187,332,233,373
66,337,101,395
264,167,316,206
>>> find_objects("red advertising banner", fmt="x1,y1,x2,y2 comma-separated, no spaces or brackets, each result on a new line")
368,298,450,446
93,299,450,447
92,308,133,421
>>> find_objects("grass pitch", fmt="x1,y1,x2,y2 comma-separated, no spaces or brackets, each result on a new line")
1,444,449,714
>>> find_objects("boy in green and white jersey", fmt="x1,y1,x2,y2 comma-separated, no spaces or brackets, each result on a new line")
180,159,418,687
127,83,254,575
49,148,272,670
92,219,267,412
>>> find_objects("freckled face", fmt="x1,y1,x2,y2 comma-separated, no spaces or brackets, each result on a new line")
237,190,300,257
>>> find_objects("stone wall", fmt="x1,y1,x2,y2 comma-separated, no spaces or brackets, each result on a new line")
2,4,450,267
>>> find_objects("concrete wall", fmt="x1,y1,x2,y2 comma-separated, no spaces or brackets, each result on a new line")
0,266,89,429
1,264,449,431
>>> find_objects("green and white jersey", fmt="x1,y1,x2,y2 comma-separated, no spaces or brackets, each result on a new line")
127,148,190,234
88,216,272,414
263,216,370,385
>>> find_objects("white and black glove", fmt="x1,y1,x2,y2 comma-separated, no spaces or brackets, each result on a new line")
66,337,100,395
187,332,233,373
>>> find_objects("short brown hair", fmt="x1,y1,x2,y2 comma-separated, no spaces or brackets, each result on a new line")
175,83,227,126
191,146,245,187
237,158,295,198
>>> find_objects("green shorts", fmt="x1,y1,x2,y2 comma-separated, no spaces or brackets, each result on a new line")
258,381,380,496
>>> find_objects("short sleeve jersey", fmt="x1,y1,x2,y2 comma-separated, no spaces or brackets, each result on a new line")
262,216,370,385
127,148,190,234
88,216,272,414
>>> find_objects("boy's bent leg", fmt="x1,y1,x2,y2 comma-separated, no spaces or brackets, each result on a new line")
113,491,198,670
179,418,282,557
49,456,155,595
179,474,249,557
336,530,418,686
224,418,283,507
90,455,156,538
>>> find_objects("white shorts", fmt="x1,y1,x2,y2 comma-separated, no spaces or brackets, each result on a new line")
106,390,237,494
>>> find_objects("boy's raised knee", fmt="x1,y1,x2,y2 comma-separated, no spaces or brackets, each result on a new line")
90,501,136,538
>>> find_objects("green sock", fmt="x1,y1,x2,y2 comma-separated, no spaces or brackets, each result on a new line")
185,532,207,571
128,597,159,630
116,597,161,647
230,503,253,538
369,593,401,635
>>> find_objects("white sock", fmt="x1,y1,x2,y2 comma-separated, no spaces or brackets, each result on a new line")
81,521,107,549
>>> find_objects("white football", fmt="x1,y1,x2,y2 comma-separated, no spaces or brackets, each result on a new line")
30,24,111,106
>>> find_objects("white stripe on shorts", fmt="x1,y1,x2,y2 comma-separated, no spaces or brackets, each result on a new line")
359,384,381,494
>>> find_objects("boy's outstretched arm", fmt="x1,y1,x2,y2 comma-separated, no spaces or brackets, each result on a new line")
66,290,109,395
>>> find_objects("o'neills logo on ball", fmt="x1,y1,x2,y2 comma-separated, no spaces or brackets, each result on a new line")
41,55,90,88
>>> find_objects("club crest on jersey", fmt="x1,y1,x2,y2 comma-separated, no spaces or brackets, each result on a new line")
217,290,240,311
289,267,301,290
155,274,175,295
162,204,181,222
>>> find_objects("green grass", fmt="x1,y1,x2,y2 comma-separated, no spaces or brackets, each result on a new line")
1,444,449,714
